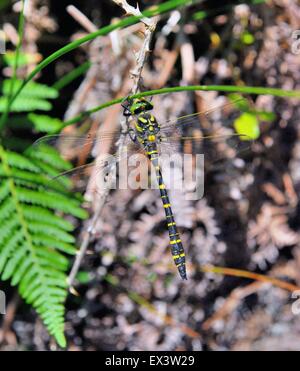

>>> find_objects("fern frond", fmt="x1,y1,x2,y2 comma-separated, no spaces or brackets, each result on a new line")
28,222,75,244
17,187,86,218
26,143,71,171
25,144,73,190
2,79,58,99
32,234,77,255
0,181,10,201
0,167,71,194
6,151,40,172
0,80,58,113
22,205,74,231
28,114,64,134
4,51,40,68
0,198,15,221
0,233,24,272
0,96,53,112
0,144,88,347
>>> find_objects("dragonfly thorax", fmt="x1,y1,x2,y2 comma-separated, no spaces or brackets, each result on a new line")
135,113,160,144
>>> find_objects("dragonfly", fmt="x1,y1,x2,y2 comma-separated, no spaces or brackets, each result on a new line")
35,96,252,280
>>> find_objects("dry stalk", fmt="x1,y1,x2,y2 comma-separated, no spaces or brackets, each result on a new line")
67,5,98,33
68,1,156,289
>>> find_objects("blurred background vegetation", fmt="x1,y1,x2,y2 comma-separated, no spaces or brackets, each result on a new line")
0,0,300,351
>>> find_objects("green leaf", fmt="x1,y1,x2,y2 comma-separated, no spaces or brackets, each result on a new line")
0,79,58,114
26,144,72,172
256,110,276,122
0,143,88,347
2,79,58,99
55,333,67,348
3,51,40,67
28,114,64,134
241,32,255,45
228,94,250,111
0,96,52,112
234,112,261,140
76,271,92,284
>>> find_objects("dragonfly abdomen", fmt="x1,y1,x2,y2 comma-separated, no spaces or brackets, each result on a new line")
147,145,187,280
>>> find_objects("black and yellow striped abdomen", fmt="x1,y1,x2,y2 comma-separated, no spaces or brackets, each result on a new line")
147,144,187,280
133,111,187,280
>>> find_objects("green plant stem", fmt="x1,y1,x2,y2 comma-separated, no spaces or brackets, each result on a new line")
0,0,195,132
52,61,91,91
62,84,300,126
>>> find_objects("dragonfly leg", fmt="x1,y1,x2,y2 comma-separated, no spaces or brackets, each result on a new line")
121,97,132,117
128,128,137,142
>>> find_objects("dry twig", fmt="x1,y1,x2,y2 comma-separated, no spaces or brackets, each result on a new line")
67,5,98,33
68,1,156,289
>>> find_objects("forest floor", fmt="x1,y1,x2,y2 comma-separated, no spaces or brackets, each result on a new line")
1,0,300,351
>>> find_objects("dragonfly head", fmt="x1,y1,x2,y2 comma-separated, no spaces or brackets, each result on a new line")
123,97,154,116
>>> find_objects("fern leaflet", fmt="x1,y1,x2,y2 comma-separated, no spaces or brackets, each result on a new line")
0,144,87,347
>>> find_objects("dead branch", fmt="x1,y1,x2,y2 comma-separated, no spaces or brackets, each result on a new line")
111,0,153,27
67,5,98,33
67,1,156,289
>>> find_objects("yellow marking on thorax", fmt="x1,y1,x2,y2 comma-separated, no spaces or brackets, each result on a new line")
138,117,148,124
135,123,143,132
148,135,156,142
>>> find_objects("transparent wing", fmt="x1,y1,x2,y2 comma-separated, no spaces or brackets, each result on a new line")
34,136,144,193
159,134,252,174
33,98,246,159
156,97,253,164
33,97,252,193
159,98,247,134
33,131,125,158
33,127,132,181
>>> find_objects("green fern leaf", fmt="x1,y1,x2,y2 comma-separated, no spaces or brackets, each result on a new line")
6,151,40,172
0,180,10,201
3,51,39,68
17,187,87,218
0,143,88,347
0,80,58,113
0,198,15,220
0,96,52,112
29,222,75,244
2,79,58,99
22,205,73,231
26,143,71,171
28,114,64,134
32,234,77,255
